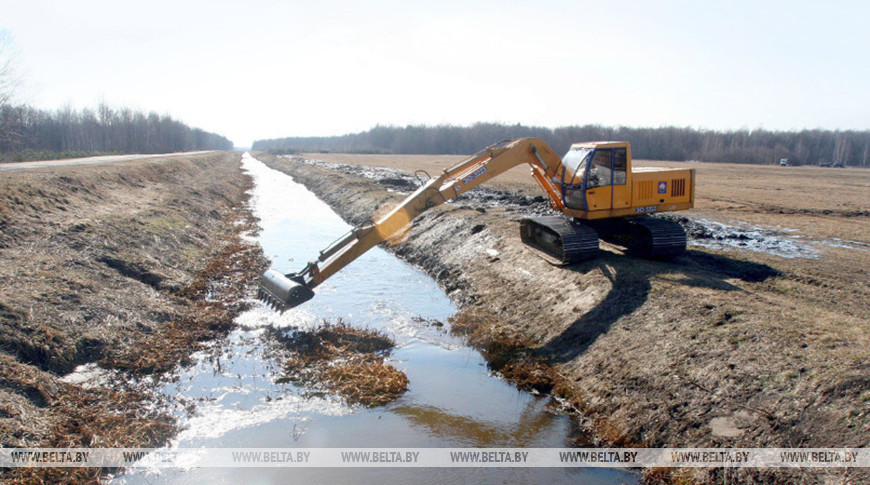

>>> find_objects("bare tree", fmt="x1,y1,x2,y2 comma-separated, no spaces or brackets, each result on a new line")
0,30,20,105
0,30,21,151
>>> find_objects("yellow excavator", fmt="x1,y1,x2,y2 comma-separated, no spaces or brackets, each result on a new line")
258,138,694,311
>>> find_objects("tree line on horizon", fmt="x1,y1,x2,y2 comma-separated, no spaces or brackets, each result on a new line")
253,123,870,166
0,102,233,161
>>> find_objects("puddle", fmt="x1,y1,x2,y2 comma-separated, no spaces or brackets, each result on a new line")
823,237,870,251
107,154,637,484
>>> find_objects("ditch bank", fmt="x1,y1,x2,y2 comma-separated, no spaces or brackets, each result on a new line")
0,152,265,483
259,153,869,485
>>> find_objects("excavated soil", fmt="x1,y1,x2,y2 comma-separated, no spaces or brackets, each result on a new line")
0,152,265,483
259,153,869,485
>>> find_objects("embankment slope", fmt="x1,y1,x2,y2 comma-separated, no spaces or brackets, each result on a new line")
0,152,263,483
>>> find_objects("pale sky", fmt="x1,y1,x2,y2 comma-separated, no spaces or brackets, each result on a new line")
2,0,868,148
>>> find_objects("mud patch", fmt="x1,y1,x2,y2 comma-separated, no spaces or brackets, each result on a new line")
293,157,555,216
660,214,820,258
824,237,870,251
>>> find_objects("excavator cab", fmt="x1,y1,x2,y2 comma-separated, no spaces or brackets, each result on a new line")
551,142,630,212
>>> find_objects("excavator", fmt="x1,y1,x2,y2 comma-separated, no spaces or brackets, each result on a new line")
258,138,694,312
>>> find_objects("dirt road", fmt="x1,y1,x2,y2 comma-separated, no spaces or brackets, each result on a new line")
0,151,217,173
263,152,869,485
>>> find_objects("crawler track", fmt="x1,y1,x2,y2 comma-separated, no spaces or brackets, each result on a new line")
520,216,600,265
589,215,687,258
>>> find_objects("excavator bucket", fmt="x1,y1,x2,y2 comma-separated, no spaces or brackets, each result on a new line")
257,269,315,312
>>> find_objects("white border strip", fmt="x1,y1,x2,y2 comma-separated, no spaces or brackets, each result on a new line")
1,448,867,468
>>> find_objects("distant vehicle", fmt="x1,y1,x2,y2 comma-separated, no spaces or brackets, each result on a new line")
820,162,832,167
832,162,845,168
779,158,789,166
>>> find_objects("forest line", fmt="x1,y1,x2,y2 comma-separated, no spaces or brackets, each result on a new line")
254,123,870,166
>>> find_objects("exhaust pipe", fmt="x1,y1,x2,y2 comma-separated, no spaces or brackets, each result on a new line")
257,269,315,312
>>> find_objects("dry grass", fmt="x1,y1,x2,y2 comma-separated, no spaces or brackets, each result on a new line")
0,152,267,484
272,319,408,407
449,310,567,396
103,230,265,375
0,354,176,484
324,356,409,407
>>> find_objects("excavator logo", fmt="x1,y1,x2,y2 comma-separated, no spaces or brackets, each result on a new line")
461,166,488,185
658,181,668,194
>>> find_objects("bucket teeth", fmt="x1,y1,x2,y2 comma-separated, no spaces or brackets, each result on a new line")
260,293,278,311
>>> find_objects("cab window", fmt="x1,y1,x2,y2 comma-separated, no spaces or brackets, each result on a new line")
560,147,592,185
613,148,626,185
557,147,593,209
587,149,612,188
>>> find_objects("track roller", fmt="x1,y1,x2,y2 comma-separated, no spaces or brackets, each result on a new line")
520,216,600,265
588,216,686,258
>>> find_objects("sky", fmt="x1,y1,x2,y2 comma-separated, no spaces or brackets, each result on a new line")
1,0,868,148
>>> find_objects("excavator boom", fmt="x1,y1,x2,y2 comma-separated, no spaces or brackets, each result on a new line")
257,137,694,312
258,138,563,312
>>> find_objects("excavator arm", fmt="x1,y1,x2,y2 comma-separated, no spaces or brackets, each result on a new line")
258,137,563,312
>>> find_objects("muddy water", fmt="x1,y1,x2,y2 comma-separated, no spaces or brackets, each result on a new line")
114,154,637,484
